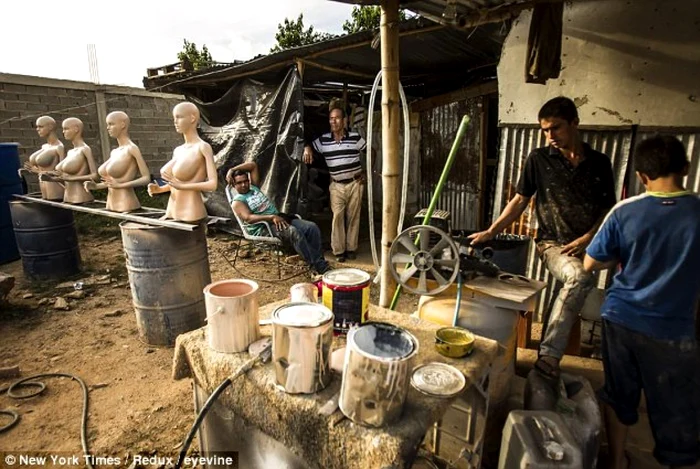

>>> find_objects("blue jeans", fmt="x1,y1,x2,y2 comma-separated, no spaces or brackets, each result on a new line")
538,242,594,359
273,219,330,274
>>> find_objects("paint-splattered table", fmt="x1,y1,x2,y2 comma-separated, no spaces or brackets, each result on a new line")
173,301,497,469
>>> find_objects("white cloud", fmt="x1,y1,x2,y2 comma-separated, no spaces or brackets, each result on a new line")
0,0,353,87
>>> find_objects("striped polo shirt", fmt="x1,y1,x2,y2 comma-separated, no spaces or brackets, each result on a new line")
312,131,366,182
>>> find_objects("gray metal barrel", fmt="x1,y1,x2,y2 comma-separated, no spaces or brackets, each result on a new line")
9,200,81,279
120,222,211,346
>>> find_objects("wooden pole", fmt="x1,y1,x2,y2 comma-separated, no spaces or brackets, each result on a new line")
379,0,401,308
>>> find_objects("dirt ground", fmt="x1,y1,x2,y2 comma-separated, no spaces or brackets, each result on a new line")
0,217,419,469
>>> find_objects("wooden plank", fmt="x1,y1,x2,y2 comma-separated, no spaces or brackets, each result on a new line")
463,274,547,306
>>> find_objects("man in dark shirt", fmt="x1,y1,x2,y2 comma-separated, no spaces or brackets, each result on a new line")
469,96,616,377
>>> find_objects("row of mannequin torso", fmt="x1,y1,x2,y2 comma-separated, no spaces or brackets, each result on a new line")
22,103,217,222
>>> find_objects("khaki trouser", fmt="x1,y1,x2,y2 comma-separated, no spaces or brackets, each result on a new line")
329,179,363,255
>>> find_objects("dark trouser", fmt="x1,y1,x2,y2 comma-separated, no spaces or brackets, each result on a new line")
599,319,700,467
273,219,330,274
538,242,595,359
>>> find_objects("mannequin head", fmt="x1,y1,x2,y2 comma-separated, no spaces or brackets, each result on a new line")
106,111,130,138
172,102,199,134
35,116,57,138
62,117,84,141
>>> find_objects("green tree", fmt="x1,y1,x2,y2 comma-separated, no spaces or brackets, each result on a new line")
177,39,214,70
271,14,334,53
342,6,407,34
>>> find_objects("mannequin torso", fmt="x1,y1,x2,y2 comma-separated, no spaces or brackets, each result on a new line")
85,112,150,212
148,102,217,223
50,118,97,204
23,116,65,200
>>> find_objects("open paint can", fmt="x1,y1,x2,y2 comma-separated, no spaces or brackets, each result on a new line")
322,268,370,334
271,302,334,394
339,322,419,427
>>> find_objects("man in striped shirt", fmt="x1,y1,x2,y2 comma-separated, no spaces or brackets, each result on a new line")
304,106,367,262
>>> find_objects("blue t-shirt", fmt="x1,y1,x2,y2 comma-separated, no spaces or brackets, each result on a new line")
232,185,278,236
586,191,700,340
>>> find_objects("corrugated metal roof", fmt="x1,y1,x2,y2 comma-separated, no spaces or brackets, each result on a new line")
144,17,505,98
331,0,535,27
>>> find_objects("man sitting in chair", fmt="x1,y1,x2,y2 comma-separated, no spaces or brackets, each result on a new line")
226,161,332,275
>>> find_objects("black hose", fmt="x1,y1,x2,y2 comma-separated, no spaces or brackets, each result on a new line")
174,377,232,469
3,373,94,469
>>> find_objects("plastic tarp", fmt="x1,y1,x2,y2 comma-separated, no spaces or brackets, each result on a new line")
188,67,307,219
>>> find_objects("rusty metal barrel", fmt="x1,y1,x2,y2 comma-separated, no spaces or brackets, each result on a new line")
9,200,81,279
120,222,211,346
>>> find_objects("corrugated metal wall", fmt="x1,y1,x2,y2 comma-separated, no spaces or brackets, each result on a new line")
494,126,699,320
419,98,483,230
494,126,632,319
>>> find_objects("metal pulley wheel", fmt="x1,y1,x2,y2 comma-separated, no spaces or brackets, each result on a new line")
389,225,460,295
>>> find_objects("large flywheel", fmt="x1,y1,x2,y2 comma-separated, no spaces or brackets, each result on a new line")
388,225,460,296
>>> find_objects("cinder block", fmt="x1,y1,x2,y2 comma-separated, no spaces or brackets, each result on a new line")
3,84,26,93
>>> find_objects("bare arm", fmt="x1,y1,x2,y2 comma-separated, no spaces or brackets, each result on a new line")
468,194,531,244
232,200,288,230
561,213,608,257
226,160,261,187
583,253,618,272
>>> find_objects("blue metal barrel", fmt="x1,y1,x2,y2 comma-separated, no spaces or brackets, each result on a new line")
120,222,211,346
0,143,24,264
9,201,82,279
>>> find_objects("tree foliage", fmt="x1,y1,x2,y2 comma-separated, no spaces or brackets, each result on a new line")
342,6,408,34
271,14,334,53
177,39,214,70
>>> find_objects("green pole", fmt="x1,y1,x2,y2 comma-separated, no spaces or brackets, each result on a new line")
389,115,471,310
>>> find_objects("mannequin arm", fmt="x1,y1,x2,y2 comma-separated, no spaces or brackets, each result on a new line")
84,181,107,191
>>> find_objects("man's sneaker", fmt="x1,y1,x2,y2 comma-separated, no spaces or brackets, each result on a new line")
335,253,346,262
346,251,357,260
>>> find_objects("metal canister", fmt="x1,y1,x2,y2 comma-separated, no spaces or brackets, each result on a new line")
271,302,334,394
290,283,318,303
322,268,371,334
339,322,419,427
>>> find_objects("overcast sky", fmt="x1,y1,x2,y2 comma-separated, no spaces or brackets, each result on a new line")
2,0,354,88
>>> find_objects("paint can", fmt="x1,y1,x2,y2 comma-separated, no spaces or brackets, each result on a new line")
271,302,334,394
339,322,419,427
322,268,370,334
204,279,260,353
290,283,318,303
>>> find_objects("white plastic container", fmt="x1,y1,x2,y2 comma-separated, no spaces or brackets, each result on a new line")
498,410,583,469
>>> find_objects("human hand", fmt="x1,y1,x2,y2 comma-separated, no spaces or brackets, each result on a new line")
561,233,593,257
468,230,495,246
271,215,289,231
303,146,314,165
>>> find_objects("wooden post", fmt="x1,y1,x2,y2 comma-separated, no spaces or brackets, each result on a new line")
379,0,401,308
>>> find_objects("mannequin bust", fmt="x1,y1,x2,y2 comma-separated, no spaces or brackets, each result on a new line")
20,116,65,200
43,117,98,204
84,111,150,212
147,102,217,222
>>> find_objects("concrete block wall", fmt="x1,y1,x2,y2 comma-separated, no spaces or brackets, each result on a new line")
0,73,184,190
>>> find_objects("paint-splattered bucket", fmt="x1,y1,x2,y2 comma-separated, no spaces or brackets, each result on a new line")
339,322,419,427
321,268,370,334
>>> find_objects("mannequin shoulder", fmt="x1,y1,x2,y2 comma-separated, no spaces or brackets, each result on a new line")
196,140,213,156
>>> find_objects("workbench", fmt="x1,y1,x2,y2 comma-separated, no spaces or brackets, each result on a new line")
173,301,498,469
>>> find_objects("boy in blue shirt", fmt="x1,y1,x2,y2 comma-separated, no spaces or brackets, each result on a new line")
584,135,700,469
